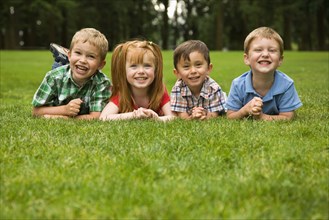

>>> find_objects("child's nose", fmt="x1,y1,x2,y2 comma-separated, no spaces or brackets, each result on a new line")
137,66,144,73
191,66,197,73
261,50,270,56
79,55,87,63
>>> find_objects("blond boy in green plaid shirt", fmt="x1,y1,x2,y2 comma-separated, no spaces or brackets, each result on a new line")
32,28,111,119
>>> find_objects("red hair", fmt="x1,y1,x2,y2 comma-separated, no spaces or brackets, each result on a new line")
110,40,164,113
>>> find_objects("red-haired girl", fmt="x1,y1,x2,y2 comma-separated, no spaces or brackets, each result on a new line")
100,40,175,121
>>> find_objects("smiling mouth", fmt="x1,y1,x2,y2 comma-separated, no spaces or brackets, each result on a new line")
258,61,271,65
189,76,200,80
76,65,88,71
135,77,148,80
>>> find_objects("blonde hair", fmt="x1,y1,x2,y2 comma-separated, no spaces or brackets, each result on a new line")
70,28,108,60
244,27,284,55
111,40,164,113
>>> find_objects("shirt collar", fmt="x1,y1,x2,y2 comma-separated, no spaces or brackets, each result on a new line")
245,70,280,101
180,77,213,99
199,77,214,99
245,70,256,94
67,67,96,88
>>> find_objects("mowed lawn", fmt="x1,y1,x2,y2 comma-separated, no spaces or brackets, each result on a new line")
0,50,328,219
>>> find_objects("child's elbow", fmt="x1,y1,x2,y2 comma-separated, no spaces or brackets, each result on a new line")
32,107,40,117
281,111,295,120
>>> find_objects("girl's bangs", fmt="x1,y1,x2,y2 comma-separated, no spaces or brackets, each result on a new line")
128,48,153,64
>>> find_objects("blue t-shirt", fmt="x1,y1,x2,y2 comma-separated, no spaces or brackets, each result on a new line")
226,70,302,115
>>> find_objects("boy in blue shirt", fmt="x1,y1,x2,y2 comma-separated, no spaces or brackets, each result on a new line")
226,27,302,121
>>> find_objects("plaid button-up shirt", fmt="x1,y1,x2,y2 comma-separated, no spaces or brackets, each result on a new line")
170,77,226,114
32,65,111,114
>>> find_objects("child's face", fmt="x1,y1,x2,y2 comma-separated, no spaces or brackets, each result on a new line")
174,51,212,94
125,50,155,91
68,41,105,86
244,37,283,75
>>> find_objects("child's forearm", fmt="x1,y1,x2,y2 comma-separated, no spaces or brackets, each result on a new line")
175,112,192,120
32,106,70,117
75,112,100,120
158,115,176,122
43,115,70,119
226,108,249,119
100,112,136,121
260,112,295,121
206,112,219,119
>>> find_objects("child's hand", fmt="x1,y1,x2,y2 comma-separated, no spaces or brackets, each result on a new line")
142,108,159,118
191,107,207,120
65,98,83,117
247,97,263,119
133,108,159,119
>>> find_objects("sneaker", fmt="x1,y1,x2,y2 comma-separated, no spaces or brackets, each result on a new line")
49,43,69,65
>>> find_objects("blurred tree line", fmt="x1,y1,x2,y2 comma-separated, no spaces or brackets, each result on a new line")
1,0,328,51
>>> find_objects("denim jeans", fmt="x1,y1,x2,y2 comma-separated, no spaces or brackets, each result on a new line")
52,61,63,70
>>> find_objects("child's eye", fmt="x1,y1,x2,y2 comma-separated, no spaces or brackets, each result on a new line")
254,48,262,52
74,51,81,55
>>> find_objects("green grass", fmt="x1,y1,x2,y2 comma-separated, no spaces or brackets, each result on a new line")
0,50,328,219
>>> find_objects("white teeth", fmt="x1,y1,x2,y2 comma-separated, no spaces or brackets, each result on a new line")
259,61,270,64
77,65,87,70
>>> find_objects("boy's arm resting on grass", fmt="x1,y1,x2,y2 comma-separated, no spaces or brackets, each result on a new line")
75,112,101,120
206,111,219,119
227,97,263,119
175,112,191,120
32,98,86,119
227,108,249,119
175,109,216,120
39,111,101,120
227,109,295,121
32,105,76,118
259,111,295,121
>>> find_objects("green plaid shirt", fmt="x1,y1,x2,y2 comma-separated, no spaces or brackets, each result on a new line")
32,65,111,114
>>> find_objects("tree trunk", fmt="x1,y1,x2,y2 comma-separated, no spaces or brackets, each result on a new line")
316,0,326,50
5,7,18,49
283,12,292,50
183,0,192,41
61,8,68,47
215,0,223,50
161,0,169,49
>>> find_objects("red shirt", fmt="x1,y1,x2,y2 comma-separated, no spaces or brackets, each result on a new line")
110,88,170,116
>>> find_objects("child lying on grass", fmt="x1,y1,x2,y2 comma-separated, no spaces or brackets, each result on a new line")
226,27,302,121
32,28,111,119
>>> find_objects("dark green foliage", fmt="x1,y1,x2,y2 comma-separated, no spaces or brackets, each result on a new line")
1,0,328,50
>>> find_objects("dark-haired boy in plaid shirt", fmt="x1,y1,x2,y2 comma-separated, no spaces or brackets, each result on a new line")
170,40,226,120
32,28,111,119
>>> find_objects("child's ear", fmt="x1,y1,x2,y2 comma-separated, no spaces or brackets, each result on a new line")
173,68,181,79
243,53,250,66
67,50,71,61
207,63,213,75
98,60,106,70
278,55,284,67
